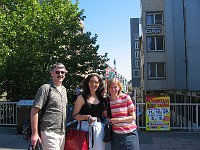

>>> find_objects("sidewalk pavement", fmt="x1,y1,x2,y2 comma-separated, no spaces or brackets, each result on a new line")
139,130,200,150
0,127,29,150
0,126,200,150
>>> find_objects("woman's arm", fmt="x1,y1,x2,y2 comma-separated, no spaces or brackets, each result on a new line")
109,100,136,124
73,95,92,121
109,111,136,124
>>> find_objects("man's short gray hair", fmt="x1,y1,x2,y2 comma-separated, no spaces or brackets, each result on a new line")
50,63,67,72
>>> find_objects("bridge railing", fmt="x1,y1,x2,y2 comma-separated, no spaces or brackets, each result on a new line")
1,101,200,132
0,102,18,126
136,103,200,132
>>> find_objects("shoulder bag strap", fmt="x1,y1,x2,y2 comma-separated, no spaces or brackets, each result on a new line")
39,86,51,119
107,97,112,119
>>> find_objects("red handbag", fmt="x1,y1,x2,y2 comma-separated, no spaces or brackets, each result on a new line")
64,128,89,150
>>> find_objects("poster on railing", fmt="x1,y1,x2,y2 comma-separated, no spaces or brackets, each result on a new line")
146,96,170,131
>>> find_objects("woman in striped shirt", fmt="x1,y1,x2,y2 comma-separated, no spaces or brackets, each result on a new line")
108,78,140,150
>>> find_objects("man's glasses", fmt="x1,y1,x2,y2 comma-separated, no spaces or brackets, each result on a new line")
55,71,65,74
89,80,100,85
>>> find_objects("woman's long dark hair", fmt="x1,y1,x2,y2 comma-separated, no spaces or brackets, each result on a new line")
82,73,104,101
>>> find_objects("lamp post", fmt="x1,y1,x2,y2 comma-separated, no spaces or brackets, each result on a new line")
114,59,117,78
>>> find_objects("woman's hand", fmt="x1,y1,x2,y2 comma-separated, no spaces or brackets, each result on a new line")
109,118,118,124
88,116,97,124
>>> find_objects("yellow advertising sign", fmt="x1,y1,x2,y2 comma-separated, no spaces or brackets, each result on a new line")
146,96,170,131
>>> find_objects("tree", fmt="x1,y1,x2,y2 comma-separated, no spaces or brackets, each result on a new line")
0,0,108,102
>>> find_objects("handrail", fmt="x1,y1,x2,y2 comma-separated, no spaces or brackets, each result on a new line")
0,102,18,126
0,101,199,132
136,102,200,132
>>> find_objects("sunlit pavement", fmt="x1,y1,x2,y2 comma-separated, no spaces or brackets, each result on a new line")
0,127,28,150
0,127,200,150
139,130,200,150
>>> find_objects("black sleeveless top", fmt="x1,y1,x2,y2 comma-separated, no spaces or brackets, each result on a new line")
79,98,104,121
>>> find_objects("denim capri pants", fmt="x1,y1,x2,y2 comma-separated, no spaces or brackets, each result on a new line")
111,129,140,150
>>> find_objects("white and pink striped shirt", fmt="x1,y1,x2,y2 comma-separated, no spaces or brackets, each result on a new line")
110,94,137,134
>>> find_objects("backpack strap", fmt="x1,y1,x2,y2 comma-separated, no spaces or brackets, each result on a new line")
39,86,51,119
105,97,112,119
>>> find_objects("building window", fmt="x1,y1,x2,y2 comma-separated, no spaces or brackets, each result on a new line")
147,62,165,79
146,12,163,25
147,36,164,51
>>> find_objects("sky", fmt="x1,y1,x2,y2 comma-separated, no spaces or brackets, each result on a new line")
77,0,141,81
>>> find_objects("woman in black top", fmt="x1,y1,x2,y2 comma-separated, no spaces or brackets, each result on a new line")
73,73,105,150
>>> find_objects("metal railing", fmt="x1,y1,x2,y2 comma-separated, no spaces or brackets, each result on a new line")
0,102,18,126
136,103,200,132
0,101,200,132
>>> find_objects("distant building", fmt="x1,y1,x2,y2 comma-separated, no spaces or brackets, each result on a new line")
103,66,128,94
131,0,200,103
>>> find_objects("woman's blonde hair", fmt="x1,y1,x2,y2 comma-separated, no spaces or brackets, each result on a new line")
108,78,122,96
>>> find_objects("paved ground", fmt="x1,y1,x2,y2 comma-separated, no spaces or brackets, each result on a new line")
0,127,29,150
0,126,200,150
139,131,200,150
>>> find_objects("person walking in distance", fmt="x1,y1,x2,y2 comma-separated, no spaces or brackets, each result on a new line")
30,63,68,150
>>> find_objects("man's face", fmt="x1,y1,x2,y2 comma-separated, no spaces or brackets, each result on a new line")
50,67,66,83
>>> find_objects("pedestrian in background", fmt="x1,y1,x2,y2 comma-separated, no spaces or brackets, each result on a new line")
108,78,140,150
73,73,106,150
30,63,68,150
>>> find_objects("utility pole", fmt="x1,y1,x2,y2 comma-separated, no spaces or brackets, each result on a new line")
114,59,117,78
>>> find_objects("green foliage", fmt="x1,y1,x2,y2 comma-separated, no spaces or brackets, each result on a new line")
0,0,108,102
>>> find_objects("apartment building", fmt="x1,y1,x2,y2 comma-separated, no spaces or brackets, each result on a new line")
131,0,200,103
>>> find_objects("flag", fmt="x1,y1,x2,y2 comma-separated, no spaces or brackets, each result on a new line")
106,67,109,78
